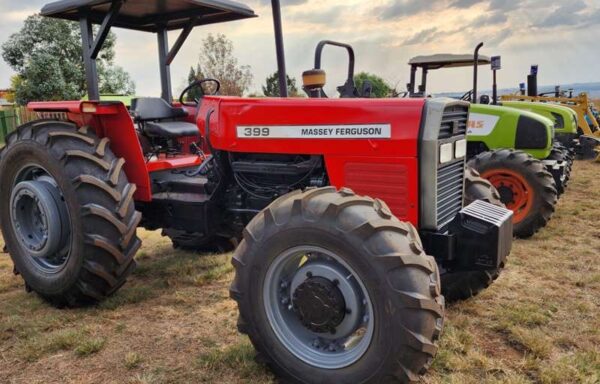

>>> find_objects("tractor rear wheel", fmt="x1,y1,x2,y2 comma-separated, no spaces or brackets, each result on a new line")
162,229,239,253
0,121,141,307
231,187,444,383
441,167,504,302
468,149,557,239
548,144,572,186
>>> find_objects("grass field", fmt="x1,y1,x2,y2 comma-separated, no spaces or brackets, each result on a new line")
1,162,599,384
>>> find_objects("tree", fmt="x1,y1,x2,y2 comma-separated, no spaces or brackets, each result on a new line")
195,34,252,96
353,72,394,98
262,71,299,97
2,14,135,105
185,65,204,101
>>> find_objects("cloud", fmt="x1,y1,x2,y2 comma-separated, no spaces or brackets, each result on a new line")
449,0,482,9
488,0,521,12
533,0,588,28
469,11,508,28
486,28,512,46
402,28,440,45
374,0,432,20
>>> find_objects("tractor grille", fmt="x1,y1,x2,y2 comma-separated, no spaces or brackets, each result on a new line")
438,105,468,139
437,160,465,229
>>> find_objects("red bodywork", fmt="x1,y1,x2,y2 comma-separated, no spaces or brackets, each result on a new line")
28,97,426,225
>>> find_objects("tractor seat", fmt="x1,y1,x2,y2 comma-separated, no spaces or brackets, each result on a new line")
131,97,199,138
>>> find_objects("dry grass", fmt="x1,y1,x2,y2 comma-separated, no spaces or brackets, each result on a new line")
1,162,599,383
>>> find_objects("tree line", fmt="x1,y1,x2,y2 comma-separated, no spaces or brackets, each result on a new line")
2,15,397,105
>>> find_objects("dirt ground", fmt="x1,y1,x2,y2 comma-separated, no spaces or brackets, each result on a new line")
0,161,599,384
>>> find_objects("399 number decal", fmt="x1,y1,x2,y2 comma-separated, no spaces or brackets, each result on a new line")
242,127,271,137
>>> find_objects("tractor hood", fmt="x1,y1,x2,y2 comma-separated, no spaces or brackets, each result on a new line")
501,101,578,134
468,104,554,159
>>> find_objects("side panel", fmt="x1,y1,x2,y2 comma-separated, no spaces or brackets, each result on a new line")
199,97,425,224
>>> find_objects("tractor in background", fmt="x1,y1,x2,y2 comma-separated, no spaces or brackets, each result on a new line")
0,1,514,383
501,71,600,161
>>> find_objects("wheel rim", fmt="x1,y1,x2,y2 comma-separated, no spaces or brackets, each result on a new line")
9,165,71,273
263,246,374,369
482,168,534,224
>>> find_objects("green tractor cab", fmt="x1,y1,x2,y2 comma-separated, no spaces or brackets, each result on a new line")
500,100,578,148
407,44,561,238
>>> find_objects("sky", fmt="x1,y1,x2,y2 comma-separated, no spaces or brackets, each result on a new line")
1,0,599,97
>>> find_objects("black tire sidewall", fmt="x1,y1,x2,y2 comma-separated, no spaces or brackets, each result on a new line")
242,223,394,384
0,140,85,295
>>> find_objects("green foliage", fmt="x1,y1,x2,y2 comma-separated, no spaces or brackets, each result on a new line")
194,34,253,96
353,72,394,98
1,14,135,105
184,65,205,102
262,71,299,97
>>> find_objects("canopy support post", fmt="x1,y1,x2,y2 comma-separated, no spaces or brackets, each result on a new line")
90,0,123,59
166,17,198,65
80,15,100,101
157,28,173,102
271,0,288,97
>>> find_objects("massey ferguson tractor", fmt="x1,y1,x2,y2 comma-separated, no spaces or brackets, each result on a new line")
302,41,561,238
0,1,513,383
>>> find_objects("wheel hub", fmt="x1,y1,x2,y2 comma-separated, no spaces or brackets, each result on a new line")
10,176,70,268
293,276,346,333
263,246,374,369
497,184,516,204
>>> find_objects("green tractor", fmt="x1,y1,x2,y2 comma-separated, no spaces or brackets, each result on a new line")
406,44,563,238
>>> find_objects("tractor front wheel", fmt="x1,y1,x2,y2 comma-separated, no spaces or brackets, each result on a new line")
231,187,444,383
468,149,557,238
441,167,504,302
0,121,141,307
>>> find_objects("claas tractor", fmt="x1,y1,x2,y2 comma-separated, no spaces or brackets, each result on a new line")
0,1,514,383
405,44,566,238
501,73,600,161
302,40,559,238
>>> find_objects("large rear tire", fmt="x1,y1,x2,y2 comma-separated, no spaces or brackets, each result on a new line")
468,149,557,239
441,167,504,302
230,187,444,383
0,121,141,307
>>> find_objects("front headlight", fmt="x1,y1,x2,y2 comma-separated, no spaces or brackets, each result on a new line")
440,142,454,164
455,139,467,159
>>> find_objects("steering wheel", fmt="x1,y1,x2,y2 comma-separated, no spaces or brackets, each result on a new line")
179,78,221,107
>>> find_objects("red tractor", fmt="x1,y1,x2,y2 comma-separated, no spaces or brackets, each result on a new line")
0,1,513,382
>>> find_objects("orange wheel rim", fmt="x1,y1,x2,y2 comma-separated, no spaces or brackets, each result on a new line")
481,168,534,224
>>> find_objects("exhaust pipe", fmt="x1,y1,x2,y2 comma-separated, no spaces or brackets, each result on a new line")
527,65,538,97
473,42,484,104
